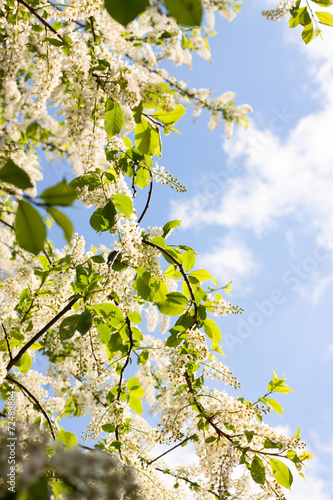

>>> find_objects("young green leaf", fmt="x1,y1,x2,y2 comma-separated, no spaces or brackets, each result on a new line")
0,159,33,190
47,206,73,243
15,200,47,255
135,118,161,156
105,100,124,137
127,377,145,396
182,249,196,272
128,394,143,414
316,10,333,25
302,22,314,44
112,193,133,218
162,220,181,238
203,318,222,344
269,458,293,489
40,180,77,206
55,429,78,448
153,104,186,126
59,314,80,340
16,352,32,374
164,0,203,27
251,456,266,485
104,0,149,26
190,269,217,286
76,309,93,335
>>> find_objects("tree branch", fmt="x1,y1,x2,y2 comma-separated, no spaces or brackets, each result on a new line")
2,323,13,362
17,0,64,40
137,178,153,224
7,297,79,371
147,434,196,466
142,239,198,323
6,374,56,440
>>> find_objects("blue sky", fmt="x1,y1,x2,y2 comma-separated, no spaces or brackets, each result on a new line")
41,1,333,497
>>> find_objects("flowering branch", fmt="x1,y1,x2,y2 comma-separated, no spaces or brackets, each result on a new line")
147,434,196,465
5,374,56,440
7,297,79,371
2,323,12,362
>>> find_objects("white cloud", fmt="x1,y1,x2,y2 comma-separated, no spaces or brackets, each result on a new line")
323,343,333,361
295,272,333,305
170,33,333,250
196,234,258,287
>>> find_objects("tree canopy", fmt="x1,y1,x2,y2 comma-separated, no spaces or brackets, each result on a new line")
0,0,331,499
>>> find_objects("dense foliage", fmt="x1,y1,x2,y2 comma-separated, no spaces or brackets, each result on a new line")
0,0,328,498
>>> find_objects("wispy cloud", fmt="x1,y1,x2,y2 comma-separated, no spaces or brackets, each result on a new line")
171,34,333,250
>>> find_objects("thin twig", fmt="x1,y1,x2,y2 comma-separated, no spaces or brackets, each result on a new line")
7,297,79,371
6,374,56,440
18,0,64,40
147,434,196,465
0,218,14,230
154,467,220,499
137,179,153,224
142,239,198,323
89,16,96,42
2,323,13,362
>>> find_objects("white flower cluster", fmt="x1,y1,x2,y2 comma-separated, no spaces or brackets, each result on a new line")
262,0,297,21
0,424,140,499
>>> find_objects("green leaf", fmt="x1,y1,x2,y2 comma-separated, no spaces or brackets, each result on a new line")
129,394,143,414
59,314,79,340
289,13,300,27
157,292,188,316
107,332,123,353
47,207,73,243
15,200,46,255
40,180,77,206
112,193,133,218
164,0,203,26
267,373,293,393
270,458,293,489
0,159,32,190
105,100,124,137
162,220,181,238
55,429,78,448
16,352,31,374
286,450,301,464
153,104,186,126
135,167,150,188
136,276,151,300
90,201,117,232
264,437,281,449
93,303,124,327
135,118,161,156
128,311,142,324
298,7,311,25
190,269,217,286
261,397,283,415
45,37,65,47
203,318,222,343
205,436,216,443
294,427,301,440
138,349,149,365
316,10,333,25
251,456,266,485
52,481,68,500
302,22,314,43
104,0,149,26
182,249,196,272
311,0,332,5
244,430,254,443
76,309,92,335
127,376,145,396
